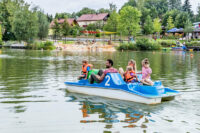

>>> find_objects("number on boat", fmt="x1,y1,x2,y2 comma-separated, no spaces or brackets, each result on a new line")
105,76,111,86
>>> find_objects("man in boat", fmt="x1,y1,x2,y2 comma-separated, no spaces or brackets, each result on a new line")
90,59,118,84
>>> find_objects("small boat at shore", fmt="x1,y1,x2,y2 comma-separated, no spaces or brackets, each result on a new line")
65,73,181,105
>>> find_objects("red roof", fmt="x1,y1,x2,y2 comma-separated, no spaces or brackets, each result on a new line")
77,13,109,21
50,18,76,27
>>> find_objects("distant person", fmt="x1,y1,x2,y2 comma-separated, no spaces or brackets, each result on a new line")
119,59,137,79
90,59,118,84
124,66,138,83
141,58,154,86
78,60,93,80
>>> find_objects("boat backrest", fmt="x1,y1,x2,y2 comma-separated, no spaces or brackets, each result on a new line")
101,73,126,87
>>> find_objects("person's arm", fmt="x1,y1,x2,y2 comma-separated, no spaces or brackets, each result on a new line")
85,67,91,80
99,73,106,81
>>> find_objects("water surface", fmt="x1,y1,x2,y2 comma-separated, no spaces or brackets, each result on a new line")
0,49,199,133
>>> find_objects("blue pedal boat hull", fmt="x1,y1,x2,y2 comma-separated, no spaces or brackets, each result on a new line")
65,73,181,104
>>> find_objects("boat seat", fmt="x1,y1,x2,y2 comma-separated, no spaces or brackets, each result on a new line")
101,73,126,86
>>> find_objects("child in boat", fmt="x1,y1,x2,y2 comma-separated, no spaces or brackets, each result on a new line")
141,58,154,86
78,60,93,80
124,66,138,83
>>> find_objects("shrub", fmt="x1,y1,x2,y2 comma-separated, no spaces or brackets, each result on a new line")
29,41,55,50
156,39,176,47
136,38,162,50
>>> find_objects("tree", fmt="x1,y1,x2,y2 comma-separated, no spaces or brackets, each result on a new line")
76,7,96,17
162,10,180,27
12,6,39,43
175,12,190,28
143,15,153,35
184,19,193,41
118,6,141,39
97,8,109,13
104,10,119,32
153,18,162,35
182,0,193,17
37,11,49,40
122,0,137,8
195,4,200,21
0,24,2,45
55,13,72,19
166,16,174,30
52,19,61,40
109,3,117,13
61,20,70,43
168,0,182,10
86,23,97,31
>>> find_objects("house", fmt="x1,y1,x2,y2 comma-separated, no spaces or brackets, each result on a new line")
77,13,109,28
50,18,78,28
193,22,200,39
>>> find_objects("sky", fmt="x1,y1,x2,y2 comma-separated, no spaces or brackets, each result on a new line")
24,0,199,16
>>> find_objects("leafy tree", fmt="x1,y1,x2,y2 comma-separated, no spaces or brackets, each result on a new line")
37,11,49,39
166,16,174,30
109,3,117,13
168,0,182,10
61,20,71,42
143,15,153,35
47,13,53,22
76,7,96,17
12,5,38,42
70,25,83,37
162,10,180,27
195,4,200,22
175,12,190,28
153,18,162,34
184,19,193,41
97,8,109,13
52,19,61,39
103,10,119,32
118,6,141,39
182,0,193,17
86,23,97,31
140,7,150,26
55,13,72,19
0,24,2,45
122,0,137,8
144,0,168,19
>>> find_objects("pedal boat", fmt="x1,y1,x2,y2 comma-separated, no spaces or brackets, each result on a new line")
65,73,181,104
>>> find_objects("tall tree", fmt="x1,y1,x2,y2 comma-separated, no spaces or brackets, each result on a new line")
153,18,162,35
76,7,96,17
162,10,180,27
143,15,153,35
175,12,190,28
118,6,141,39
167,16,175,30
168,0,182,10
52,19,61,40
182,0,193,17
61,20,70,43
0,24,2,45
184,19,193,41
12,5,38,43
195,4,200,22
104,10,119,32
37,11,49,40
109,3,117,13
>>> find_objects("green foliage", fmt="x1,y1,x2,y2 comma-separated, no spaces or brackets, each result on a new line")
184,19,193,33
52,19,61,39
70,25,83,37
76,7,96,17
0,24,2,45
61,20,71,37
37,11,49,39
136,38,161,50
153,18,162,34
118,6,141,37
168,0,182,10
175,12,189,28
143,15,153,35
29,41,55,50
55,13,72,19
162,10,180,27
156,39,176,47
117,38,162,51
103,10,119,32
12,6,38,43
182,0,193,17
166,16,174,30
185,41,200,47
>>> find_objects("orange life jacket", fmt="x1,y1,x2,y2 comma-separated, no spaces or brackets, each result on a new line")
125,70,136,82
82,64,92,75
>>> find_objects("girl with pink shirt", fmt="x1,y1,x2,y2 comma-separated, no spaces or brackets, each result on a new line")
141,58,154,86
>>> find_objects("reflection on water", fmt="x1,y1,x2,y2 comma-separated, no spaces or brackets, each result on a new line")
0,49,199,133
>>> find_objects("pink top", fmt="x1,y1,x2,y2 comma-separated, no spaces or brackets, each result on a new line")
142,67,152,79
104,68,118,75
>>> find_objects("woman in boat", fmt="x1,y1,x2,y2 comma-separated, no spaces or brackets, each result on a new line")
119,59,137,80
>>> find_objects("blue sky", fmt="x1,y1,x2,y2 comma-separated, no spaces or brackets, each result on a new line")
24,0,199,15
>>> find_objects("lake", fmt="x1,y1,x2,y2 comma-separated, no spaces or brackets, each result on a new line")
0,49,199,133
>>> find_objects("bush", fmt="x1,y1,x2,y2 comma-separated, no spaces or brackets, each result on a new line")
117,43,138,51
136,38,162,50
156,39,176,47
29,41,55,50
185,41,200,47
